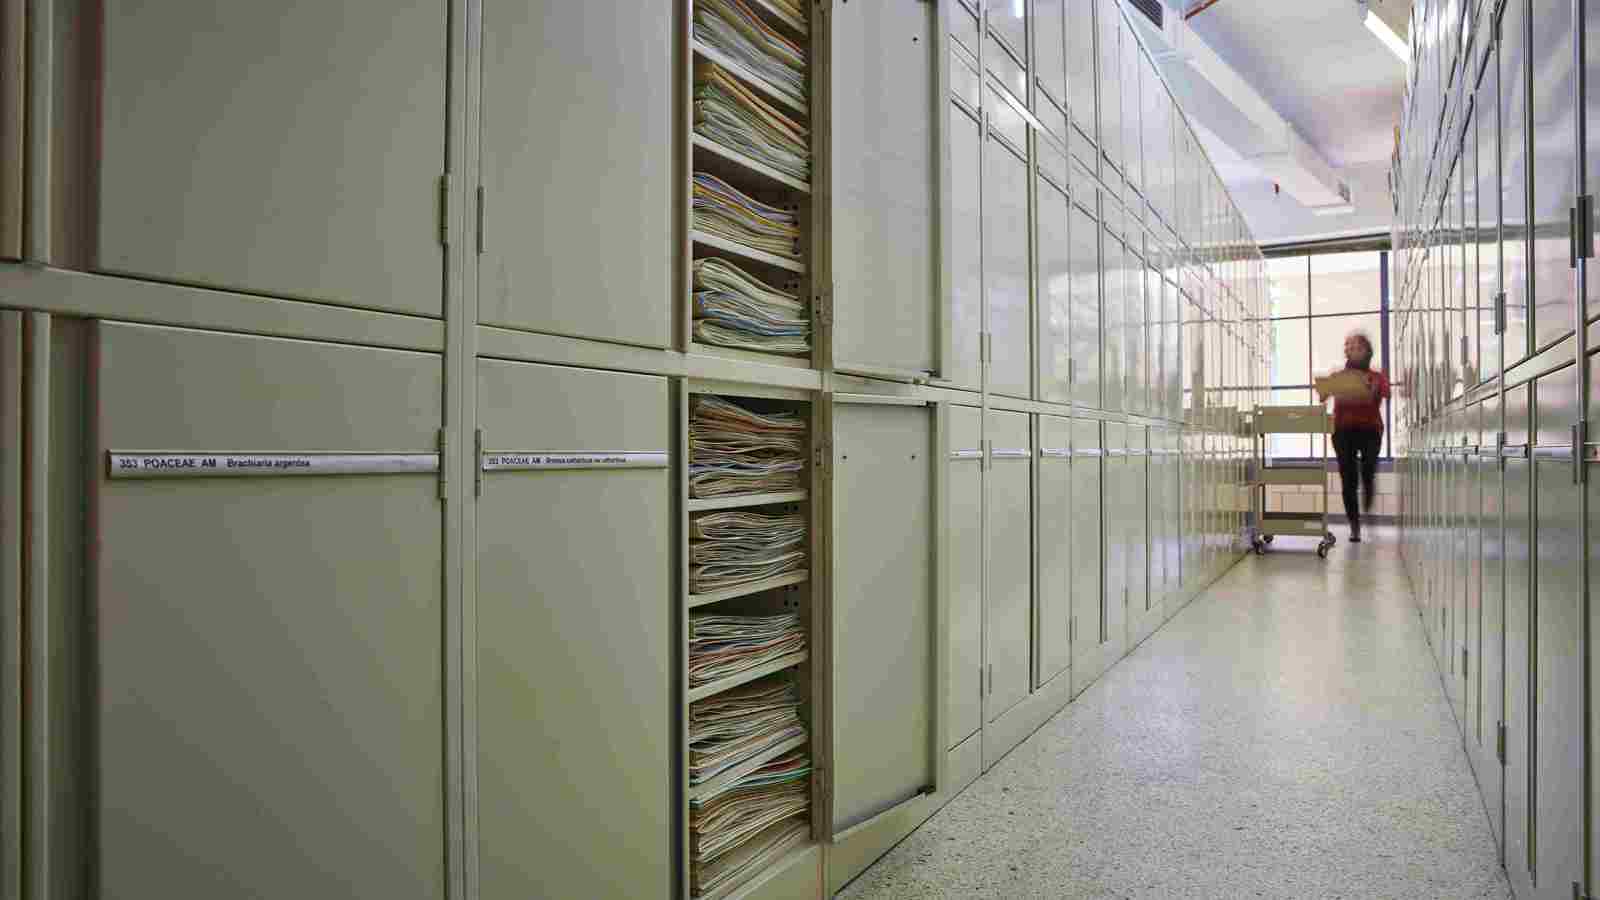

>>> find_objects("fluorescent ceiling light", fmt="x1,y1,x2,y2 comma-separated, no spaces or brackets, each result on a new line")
1310,203,1356,217
1360,2,1410,63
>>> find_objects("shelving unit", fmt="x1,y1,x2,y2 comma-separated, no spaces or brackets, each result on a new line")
683,0,817,365
680,389,816,899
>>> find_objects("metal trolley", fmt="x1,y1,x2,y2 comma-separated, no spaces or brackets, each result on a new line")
1250,405,1336,558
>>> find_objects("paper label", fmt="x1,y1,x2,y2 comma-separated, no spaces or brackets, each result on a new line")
108,452,438,479
481,451,669,471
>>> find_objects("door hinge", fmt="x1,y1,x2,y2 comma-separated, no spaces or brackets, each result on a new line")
1493,291,1506,334
1575,422,1586,485
475,186,486,255
813,440,828,472
1577,194,1594,260
986,663,993,695
1071,615,1076,642
1461,646,1468,677
437,174,450,248
813,284,833,327
1497,721,1506,765
436,428,448,499
1068,358,1075,385
474,428,484,497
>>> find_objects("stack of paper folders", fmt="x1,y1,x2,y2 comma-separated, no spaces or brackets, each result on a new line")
693,173,801,260
692,258,810,354
693,0,807,108
689,676,806,787
695,63,810,181
691,808,809,898
688,612,806,688
690,510,807,593
689,396,807,498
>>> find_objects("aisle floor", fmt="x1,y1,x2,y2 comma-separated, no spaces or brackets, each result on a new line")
839,529,1511,899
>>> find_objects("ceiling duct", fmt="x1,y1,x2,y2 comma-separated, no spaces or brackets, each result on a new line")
1132,2,1352,209
1128,0,1165,29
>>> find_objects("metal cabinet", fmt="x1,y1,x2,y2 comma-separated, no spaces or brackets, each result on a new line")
1118,16,1143,196
1066,0,1097,157
831,0,938,376
1036,414,1073,687
1103,228,1126,412
97,0,446,316
1530,368,1582,898
828,397,936,833
1039,176,1073,405
1035,0,1066,109
1071,419,1108,694
1125,427,1156,649
1071,190,1104,409
1503,441,1533,892
1474,47,1501,386
949,102,985,391
985,410,1033,721
1527,0,1578,352
1102,423,1129,659
93,322,446,898
947,405,984,750
1499,0,1531,365
479,0,672,345
985,135,1033,399
475,360,671,898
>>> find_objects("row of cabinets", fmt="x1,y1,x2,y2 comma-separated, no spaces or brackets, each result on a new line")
0,316,1254,898
1,0,1268,418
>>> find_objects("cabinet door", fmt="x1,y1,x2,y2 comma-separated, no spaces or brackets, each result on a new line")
1035,0,1067,108
98,0,445,315
986,139,1033,399
1531,372,1582,896
1102,231,1125,412
1527,0,1578,351
1096,0,1122,173
1475,48,1501,384
1037,415,1073,686
830,399,935,831
1126,430,1154,648
947,405,984,749
1476,449,1504,851
94,323,445,898
1119,18,1142,194
480,1,672,345
985,411,1033,720
833,0,938,374
1039,177,1073,405
949,104,986,391
475,360,671,898
1499,0,1531,365
1065,0,1097,154
1070,198,1104,408
1071,419,1108,694
1503,454,1533,891
1102,424,1128,658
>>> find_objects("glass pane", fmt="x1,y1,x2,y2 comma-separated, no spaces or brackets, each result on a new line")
1267,389,1312,459
1310,251,1381,314
1268,256,1309,318
1311,313,1383,382
1271,318,1310,387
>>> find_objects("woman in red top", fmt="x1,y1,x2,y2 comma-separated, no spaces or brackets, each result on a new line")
1321,332,1390,543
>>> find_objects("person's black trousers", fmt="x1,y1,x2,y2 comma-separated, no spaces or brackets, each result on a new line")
1331,427,1382,533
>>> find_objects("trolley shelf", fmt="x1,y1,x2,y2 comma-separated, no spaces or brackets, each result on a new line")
1250,405,1335,558
1255,466,1327,486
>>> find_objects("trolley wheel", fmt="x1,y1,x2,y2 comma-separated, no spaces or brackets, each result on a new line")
1262,534,1274,545
1252,537,1266,555
1325,532,1337,546
1317,542,1330,559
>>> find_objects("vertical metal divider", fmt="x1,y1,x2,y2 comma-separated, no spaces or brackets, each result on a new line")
936,0,955,384
1573,1,1592,893
23,312,48,900
975,0,991,758
24,0,50,263
675,379,691,900
448,0,480,893
0,310,21,900
932,401,951,793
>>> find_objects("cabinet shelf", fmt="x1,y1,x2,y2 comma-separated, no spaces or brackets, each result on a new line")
688,570,809,609
741,0,808,40
689,733,808,803
691,230,806,274
691,40,808,118
687,490,808,512
688,650,808,703
693,134,811,195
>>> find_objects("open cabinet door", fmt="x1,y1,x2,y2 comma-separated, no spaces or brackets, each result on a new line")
822,394,939,892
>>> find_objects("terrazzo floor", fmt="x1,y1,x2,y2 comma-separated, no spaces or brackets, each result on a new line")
838,529,1512,900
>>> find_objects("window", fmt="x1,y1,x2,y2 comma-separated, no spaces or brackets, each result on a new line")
1264,247,1390,460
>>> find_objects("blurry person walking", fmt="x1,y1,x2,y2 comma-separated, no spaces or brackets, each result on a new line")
1317,332,1390,543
